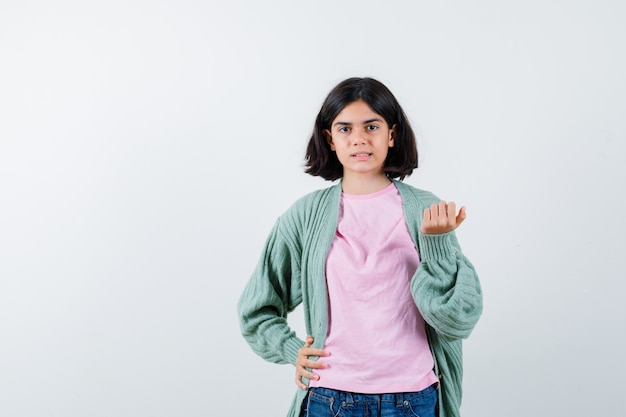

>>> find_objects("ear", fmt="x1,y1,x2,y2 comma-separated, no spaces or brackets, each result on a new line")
324,129,336,151
388,124,397,147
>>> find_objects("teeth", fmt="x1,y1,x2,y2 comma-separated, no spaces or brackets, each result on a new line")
353,153,371,157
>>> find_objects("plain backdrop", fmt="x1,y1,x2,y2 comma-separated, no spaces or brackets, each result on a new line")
1,1,625,416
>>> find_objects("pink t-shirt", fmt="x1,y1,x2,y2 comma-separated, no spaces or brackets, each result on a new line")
308,183,438,393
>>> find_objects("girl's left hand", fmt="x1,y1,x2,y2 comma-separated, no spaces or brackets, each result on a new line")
295,335,329,390
421,201,466,234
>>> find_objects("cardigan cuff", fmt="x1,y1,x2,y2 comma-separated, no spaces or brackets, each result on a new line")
283,336,305,365
418,232,456,261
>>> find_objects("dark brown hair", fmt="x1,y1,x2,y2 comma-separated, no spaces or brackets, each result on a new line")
305,77,418,181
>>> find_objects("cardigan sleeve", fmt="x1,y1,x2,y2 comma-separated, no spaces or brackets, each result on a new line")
411,230,483,341
237,218,305,365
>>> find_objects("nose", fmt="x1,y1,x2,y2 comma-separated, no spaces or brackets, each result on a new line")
351,129,366,145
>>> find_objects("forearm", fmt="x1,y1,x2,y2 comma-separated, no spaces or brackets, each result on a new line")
412,232,483,340
237,219,305,364
238,295,304,364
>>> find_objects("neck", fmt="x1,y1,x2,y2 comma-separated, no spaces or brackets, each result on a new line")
341,173,392,195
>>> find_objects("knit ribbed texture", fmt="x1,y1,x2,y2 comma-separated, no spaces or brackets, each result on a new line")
238,181,482,417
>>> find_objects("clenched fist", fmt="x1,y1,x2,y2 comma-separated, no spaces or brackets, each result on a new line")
421,201,466,235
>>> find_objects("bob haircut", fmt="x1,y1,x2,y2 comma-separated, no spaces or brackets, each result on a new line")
305,77,418,181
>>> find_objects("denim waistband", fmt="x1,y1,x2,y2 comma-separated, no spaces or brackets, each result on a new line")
308,384,436,406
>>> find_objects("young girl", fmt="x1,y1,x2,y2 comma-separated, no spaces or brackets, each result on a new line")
238,77,482,417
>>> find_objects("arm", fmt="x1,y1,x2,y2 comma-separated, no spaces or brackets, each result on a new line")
411,202,483,340
237,220,305,365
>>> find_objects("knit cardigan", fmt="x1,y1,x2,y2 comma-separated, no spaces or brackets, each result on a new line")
237,180,483,417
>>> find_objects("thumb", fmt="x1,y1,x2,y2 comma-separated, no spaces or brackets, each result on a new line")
455,206,467,228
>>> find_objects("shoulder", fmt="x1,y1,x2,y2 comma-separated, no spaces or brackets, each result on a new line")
277,182,341,232
283,182,341,215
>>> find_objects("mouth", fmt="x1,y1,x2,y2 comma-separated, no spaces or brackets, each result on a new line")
351,152,373,157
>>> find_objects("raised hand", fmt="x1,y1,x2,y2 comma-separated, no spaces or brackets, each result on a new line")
295,335,330,390
421,201,466,235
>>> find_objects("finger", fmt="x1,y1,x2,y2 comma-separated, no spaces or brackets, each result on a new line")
295,366,321,389
295,375,307,390
446,201,457,227
422,207,431,223
297,365,321,380
437,201,447,226
295,362,313,389
431,203,439,217
299,347,330,357
295,362,326,389
304,335,314,347
295,360,313,389
427,203,438,224
301,357,329,369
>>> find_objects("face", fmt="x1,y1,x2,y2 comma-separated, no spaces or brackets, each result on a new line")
324,100,396,180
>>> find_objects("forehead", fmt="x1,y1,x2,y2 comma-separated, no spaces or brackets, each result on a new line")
332,100,382,124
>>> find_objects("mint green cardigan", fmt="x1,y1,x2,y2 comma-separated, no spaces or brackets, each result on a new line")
238,180,483,417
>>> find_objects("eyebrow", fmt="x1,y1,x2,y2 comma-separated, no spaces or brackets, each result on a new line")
333,118,384,127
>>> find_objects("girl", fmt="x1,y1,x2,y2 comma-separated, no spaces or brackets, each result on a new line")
237,77,482,417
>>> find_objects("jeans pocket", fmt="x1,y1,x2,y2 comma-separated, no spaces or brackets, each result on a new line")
307,390,344,417
401,386,437,417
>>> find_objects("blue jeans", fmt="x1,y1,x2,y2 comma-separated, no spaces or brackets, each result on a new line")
299,385,437,417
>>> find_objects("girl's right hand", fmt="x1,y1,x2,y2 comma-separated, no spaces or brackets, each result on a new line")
295,335,330,390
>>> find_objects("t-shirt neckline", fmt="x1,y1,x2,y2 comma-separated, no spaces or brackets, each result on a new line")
341,182,396,200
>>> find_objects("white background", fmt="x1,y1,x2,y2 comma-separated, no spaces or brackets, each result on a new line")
1,1,625,416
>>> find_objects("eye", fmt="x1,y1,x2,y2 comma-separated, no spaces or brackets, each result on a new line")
338,126,350,133
366,125,378,131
